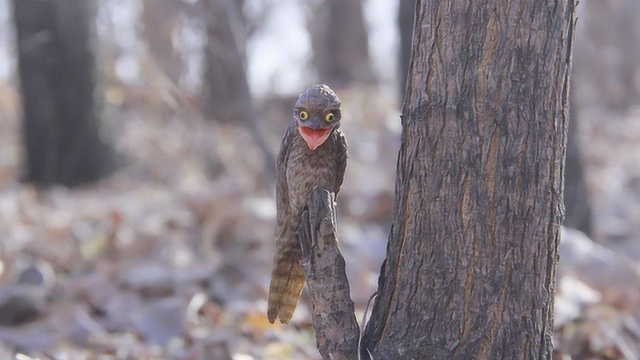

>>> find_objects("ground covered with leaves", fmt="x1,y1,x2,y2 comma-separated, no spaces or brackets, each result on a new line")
1,82,640,359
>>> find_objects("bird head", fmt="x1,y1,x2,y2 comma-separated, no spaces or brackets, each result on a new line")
293,84,342,151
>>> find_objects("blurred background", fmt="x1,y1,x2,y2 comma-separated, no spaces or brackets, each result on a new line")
0,0,639,359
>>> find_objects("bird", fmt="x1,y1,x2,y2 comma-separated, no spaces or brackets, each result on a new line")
267,84,348,324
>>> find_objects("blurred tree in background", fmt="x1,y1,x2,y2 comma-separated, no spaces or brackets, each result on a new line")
200,0,275,182
201,0,253,124
574,0,640,111
566,0,640,240
141,0,185,87
397,0,414,102
309,0,374,88
564,90,592,236
13,0,114,187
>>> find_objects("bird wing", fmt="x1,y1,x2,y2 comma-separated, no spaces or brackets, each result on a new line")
274,125,293,239
334,129,348,195
268,125,306,324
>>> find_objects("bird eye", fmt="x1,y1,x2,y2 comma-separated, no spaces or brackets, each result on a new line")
325,113,335,123
299,111,309,120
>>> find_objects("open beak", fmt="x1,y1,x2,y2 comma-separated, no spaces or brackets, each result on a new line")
298,126,332,150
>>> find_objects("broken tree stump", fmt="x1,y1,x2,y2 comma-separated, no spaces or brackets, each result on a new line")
299,186,360,360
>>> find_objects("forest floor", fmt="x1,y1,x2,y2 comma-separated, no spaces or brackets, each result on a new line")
0,80,640,359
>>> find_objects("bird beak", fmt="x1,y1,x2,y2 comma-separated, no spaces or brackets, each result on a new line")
298,126,332,150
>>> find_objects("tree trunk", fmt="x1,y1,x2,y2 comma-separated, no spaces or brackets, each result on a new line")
362,0,575,359
309,0,373,87
13,0,113,187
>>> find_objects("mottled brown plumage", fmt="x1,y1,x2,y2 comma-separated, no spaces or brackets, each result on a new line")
267,85,348,324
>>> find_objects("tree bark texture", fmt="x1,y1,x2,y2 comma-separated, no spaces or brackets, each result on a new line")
309,0,373,87
13,0,113,187
299,187,359,360
362,1,575,359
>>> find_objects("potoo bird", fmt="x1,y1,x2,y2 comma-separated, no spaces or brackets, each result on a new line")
267,84,348,324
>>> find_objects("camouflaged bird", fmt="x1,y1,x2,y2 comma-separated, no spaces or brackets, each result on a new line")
267,84,348,324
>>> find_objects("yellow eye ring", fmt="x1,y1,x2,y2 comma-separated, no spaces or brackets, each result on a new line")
325,113,335,123
299,111,309,120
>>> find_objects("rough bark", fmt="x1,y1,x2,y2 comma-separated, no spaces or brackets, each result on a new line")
299,187,359,360
309,0,374,87
362,0,575,359
13,0,113,187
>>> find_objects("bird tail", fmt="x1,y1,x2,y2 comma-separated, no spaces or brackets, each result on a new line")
267,244,305,324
